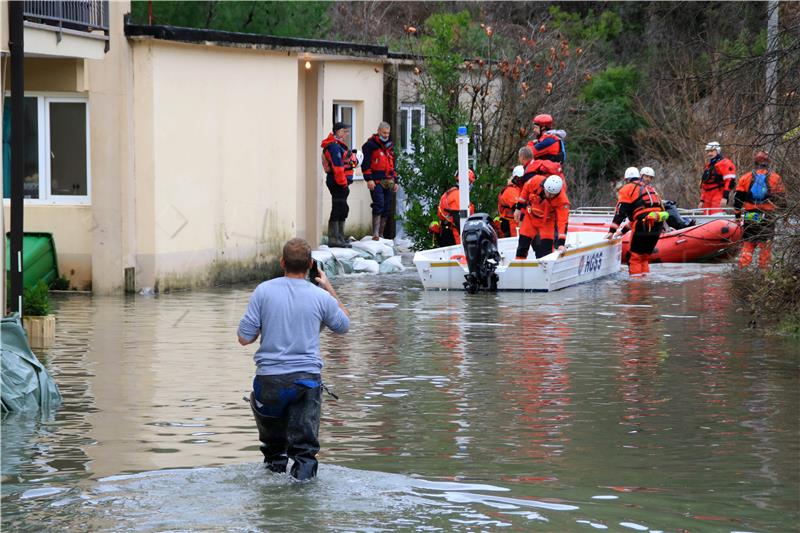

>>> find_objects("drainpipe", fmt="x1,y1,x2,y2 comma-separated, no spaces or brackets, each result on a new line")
9,0,24,315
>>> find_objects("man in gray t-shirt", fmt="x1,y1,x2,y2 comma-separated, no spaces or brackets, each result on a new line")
238,238,349,480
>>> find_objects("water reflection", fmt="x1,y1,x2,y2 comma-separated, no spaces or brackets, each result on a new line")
2,264,798,531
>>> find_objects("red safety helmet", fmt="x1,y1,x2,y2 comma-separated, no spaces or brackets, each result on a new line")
754,151,770,165
453,169,476,183
532,114,554,128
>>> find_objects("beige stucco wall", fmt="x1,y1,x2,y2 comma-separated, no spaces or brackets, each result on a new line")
320,60,384,238
131,40,299,291
86,0,133,293
2,205,93,289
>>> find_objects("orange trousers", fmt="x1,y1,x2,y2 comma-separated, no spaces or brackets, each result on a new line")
738,241,772,269
629,252,651,275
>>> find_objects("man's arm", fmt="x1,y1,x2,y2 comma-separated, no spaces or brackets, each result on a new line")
237,287,263,346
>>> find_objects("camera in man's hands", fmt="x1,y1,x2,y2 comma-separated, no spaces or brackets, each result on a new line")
309,259,322,286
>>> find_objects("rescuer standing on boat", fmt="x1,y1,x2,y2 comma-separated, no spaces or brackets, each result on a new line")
514,173,570,259
606,167,668,275
699,141,736,214
734,151,786,269
527,113,566,164
431,169,476,246
497,166,524,238
238,238,349,481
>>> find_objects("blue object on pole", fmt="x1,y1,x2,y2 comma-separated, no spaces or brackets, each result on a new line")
457,125,467,136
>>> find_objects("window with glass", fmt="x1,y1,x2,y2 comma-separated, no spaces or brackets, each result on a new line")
2,95,90,203
398,104,425,154
332,102,357,150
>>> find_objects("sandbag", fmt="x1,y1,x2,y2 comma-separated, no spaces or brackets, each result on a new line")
1,314,61,415
352,257,380,274
352,240,395,262
379,255,405,274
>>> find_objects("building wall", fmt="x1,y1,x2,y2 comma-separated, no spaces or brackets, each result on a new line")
2,1,131,292
1,56,99,291
320,60,385,238
132,40,300,291
87,0,134,293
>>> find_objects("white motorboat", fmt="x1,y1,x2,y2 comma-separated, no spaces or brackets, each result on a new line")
414,229,622,292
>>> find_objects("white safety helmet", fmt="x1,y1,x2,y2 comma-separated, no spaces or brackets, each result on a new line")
705,141,721,153
640,166,655,178
543,175,563,195
512,165,525,178
624,167,640,180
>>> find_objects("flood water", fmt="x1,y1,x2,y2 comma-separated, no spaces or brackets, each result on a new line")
2,264,798,532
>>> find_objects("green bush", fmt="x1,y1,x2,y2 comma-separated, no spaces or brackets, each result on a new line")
571,65,643,182
50,274,70,291
23,281,52,317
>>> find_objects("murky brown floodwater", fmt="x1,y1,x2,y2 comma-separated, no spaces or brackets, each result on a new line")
2,264,798,532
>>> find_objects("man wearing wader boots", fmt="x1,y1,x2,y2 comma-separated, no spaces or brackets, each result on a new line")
606,167,668,275
361,122,398,240
322,122,358,247
640,166,695,230
734,151,786,268
238,238,349,481
699,141,737,214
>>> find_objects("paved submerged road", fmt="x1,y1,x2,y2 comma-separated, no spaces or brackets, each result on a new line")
2,264,798,531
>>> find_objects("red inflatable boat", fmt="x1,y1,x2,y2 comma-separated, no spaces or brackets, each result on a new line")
623,219,742,263
568,219,742,263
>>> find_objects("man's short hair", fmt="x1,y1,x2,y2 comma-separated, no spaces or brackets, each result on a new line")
282,238,312,274
519,146,533,159
378,121,391,131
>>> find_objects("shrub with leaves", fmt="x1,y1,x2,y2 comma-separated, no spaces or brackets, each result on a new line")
23,281,52,317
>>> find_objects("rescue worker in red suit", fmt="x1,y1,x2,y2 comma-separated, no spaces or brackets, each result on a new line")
526,113,566,164
321,121,359,247
497,165,524,238
699,141,736,213
514,174,570,259
734,151,786,268
432,169,476,247
605,167,668,275
361,121,398,240
518,145,563,187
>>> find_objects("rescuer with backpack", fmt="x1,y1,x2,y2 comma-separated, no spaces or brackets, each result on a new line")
733,151,786,268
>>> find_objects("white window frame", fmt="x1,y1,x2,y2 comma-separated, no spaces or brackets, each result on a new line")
332,101,361,180
399,104,426,154
2,92,91,206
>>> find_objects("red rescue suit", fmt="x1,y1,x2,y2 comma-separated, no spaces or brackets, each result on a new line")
700,155,736,213
733,169,786,268
611,180,665,275
515,175,570,258
527,132,565,164
497,183,520,237
522,159,563,186
437,187,475,245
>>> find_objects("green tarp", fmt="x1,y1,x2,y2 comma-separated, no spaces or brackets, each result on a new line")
1,313,61,414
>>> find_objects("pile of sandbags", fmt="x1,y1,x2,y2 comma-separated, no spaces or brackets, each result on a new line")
313,237,405,277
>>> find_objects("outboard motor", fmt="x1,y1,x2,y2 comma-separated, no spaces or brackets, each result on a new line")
461,213,501,294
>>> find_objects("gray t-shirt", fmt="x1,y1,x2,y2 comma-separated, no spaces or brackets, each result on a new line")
238,277,349,376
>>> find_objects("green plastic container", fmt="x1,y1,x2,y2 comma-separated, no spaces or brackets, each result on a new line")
4,232,59,289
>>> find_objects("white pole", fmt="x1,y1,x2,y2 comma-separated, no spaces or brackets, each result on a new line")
456,125,471,236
